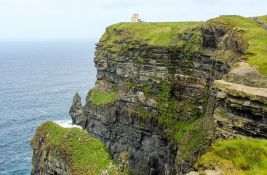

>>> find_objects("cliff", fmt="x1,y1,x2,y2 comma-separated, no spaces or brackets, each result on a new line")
32,15,267,175
31,121,128,175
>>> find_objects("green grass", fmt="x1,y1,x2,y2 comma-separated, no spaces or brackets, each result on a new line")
212,15,267,75
32,121,119,175
100,22,202,48
89,89,117,105
195,138,267,175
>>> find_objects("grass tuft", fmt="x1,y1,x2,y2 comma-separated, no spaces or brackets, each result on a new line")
89,89,117,105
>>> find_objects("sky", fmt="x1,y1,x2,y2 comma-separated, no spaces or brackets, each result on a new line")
0,0,266,41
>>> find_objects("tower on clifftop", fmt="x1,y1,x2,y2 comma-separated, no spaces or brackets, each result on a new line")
131,13,141,23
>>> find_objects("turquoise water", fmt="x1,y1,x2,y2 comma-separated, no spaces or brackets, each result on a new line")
0,40,96,174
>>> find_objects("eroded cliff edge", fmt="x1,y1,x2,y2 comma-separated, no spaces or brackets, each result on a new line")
32,15,267,175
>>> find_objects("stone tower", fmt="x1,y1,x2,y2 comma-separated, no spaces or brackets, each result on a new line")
131,13,140,23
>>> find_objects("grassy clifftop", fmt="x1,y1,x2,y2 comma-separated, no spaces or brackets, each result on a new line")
195,138,267,175
100,22,203,53
210,15,267,75
32,121,119,175
99,15,267,75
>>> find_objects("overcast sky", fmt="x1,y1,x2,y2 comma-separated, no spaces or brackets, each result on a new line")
0,0,266,41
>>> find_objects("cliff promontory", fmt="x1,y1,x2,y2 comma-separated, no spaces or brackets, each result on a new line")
32,15,267,175
31,121,126,175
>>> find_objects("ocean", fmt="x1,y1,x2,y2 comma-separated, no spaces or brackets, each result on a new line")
0,40,97,174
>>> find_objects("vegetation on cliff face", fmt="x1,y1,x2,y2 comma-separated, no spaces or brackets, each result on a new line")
89,89,118,105
195,138,267,175
137,81,210,159
212,15,267,75
32,121,120,175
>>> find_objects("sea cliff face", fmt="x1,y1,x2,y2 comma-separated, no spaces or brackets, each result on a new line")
69,16,267,174
32,15,267,175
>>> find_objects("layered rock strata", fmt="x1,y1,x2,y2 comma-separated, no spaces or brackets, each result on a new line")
214,80,267,139
31,144,71,175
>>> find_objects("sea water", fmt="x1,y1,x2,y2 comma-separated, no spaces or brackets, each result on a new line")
0,40,96,174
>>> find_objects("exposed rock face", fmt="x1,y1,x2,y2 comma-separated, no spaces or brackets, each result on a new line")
84,100,177,175
68,17,267,175
213,80,267,139
31,127,71,175
70,25,226,174
86,42,234,174
200,19,267,140
32,144,71,175
69,92,86,127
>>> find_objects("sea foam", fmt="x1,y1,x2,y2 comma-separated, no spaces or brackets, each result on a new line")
54,120,82,129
